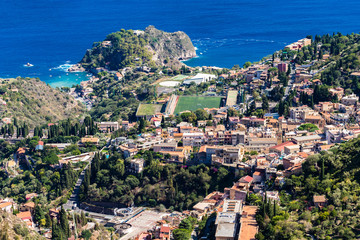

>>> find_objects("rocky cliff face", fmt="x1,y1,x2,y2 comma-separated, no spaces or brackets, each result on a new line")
80,26,196,70
0,210,45,239
144,25,196,65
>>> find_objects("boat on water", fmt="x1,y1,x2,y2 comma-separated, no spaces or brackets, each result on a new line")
24,63,34,67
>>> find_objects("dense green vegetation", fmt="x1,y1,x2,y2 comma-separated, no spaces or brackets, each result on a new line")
88,72,158,121
80,150,235,211
173,217,197,240
256,137,360,240
0,149,79,203
81,29,155,70
298,123,319,132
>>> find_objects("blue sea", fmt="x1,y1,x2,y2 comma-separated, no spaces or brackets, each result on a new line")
1,0,360,87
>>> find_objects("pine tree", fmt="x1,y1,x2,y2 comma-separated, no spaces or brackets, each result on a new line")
310,95,314,108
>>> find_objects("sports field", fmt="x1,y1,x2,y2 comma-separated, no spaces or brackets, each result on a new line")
226,90,238,106
174,96,222,114
136,104,163,116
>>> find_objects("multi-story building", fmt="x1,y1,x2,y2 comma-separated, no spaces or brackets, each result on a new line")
129,158,145,173
291,134,322,145
182,132,205,147
290,105,318,121
215,200,242,240
246,137,278,152
153,141,178,152
96,121,119,133
277,63,288,73
341,94,359,106
282,153,307,169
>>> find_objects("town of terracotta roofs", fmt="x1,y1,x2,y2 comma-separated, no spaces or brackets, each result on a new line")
3,10,360,240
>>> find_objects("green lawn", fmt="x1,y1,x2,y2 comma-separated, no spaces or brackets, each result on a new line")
136,104,163,116
174,96,222,114
171,75,189,81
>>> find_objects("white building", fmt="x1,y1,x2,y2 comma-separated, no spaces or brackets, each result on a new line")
215,200,242,240
341,94,358,106
182,132,205,147
183,73,217,85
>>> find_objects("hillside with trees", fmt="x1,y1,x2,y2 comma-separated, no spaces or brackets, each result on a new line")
79,150,236,211
0,78,84,128
256,136,360,240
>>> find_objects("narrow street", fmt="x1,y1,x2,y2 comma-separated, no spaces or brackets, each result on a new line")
63,160,92,210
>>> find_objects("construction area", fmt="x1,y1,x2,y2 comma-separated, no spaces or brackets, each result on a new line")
226,90,238,106
119,210,169,240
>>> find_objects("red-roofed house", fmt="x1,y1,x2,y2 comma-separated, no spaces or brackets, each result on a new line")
270,141,296,155
16,211,33,227
0,202,13,213
35,141,44,151
155,225,171,240
240,175,254,184
25,193,38,201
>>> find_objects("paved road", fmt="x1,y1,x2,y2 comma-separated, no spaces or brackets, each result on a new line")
282,65,295,101
64,156,93,210
63,145,109,212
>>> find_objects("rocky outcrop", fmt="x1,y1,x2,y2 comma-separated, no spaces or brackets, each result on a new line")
80,26,196,71
144,25,196,65
0,210,45,239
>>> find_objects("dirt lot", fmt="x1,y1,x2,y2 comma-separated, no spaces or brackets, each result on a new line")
239,206,258,240
120,210,169,240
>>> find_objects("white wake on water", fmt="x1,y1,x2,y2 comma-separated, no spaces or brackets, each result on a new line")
50,62,73,72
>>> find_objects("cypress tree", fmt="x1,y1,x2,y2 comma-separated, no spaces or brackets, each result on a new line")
59,206,70,238
52,219,62,240
321,158,325,180
273,200,277,216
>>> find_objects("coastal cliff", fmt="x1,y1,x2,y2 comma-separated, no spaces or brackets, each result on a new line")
80,26,196,71
144,25,196,65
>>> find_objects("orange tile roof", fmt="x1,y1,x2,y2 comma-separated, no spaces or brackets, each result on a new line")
0,202,12,209
270,141,295,151
24,202,35,208
297,152,309,158
17,211,32,219
239,206,258,240
17,148,26,154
